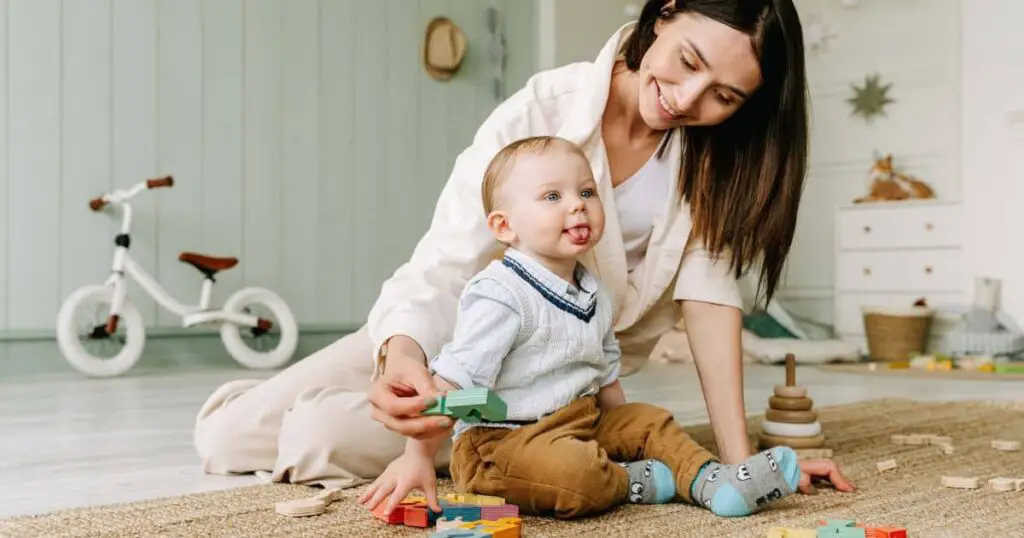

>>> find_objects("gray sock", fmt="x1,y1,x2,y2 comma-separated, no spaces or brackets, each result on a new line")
691,447,801,517
617,459,675,504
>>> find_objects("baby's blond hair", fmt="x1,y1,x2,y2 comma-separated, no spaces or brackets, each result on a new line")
481,136,585,215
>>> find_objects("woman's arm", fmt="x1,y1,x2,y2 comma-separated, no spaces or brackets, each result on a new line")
680,300,750,463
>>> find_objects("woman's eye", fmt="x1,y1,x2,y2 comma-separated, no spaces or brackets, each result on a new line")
715,92,735,106
679,53,697,71
545,192,560,202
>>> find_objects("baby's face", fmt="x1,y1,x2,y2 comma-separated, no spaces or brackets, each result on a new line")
494,148,606,262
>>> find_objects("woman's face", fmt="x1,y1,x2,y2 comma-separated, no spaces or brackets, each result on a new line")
638,12,763,129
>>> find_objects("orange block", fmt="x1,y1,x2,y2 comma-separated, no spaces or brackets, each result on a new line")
371,503,404,524
864,526,908,538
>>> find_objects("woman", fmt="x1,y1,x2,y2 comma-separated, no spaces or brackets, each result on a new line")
194,0,854,496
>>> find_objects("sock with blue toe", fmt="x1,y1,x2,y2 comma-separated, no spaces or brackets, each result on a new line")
689,446,801,517
618,459,675,504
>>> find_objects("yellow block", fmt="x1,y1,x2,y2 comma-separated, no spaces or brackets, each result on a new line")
442,493,505,506
766,528,817,538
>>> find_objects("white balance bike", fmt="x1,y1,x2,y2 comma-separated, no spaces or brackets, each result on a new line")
56,176,299,377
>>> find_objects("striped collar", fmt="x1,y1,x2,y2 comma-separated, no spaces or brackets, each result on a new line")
501,248,598,322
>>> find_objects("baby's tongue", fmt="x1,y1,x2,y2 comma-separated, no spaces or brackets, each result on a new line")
567,226,590,243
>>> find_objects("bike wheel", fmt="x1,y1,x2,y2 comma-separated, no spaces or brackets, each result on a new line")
219,287,298,370
56,285,146,377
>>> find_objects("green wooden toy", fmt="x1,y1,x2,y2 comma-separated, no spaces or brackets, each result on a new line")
423,387,507,423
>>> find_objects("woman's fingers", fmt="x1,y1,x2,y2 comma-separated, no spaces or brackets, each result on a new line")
371,407,452,440
368,380,436,418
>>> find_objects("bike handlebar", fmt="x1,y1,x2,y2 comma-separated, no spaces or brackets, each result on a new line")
89,175,175,211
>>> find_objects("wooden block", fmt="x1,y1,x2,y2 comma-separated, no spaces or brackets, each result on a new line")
795,448,834,459
275,497,326,518
890,434,908,445
989,477,1017,492
769,396,814,411
773,384,807,398
1015,478,1024,492
928,435,952,445
864,526,908,538
435,516,465,529
941,475,979,489
404,505,441,528
372,503,406,524
937,442,954,455
758,432,826,449
875,458,898,473
903,434,929,445
766,409,818,424
442,493,505,506
991,439,1020,451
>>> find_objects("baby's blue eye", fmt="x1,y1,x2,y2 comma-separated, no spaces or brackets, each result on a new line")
581,189,594,198
545,192,560,202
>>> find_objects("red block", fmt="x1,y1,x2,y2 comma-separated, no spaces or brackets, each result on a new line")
864,526,907,538
371,503,405,524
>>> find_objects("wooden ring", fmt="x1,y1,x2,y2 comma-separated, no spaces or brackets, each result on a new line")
773,385,807,398
765,409,818,423
761,419,822,437
769,396,813,411
758,432,826,449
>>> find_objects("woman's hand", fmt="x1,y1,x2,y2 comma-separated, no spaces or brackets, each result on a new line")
358,448,443,515
368,336,453,440
796,459,855,494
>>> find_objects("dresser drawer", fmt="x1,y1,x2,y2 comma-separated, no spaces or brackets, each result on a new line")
837,204,961,250
834,291,966,336
835,250,963,292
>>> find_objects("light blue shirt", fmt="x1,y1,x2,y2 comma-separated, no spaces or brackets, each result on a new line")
429,248,621,439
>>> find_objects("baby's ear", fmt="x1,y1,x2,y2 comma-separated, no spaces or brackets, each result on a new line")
485,211,515,245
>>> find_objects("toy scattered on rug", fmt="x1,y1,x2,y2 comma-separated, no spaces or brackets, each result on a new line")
768,519,907,537
759,354,829,454
370,492,521,536
423,387,508,423
853,153,936,204
888,433,1024,490
274,487,344,517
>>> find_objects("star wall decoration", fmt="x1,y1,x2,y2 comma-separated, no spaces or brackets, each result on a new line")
804,15,837,52
848,74,894,122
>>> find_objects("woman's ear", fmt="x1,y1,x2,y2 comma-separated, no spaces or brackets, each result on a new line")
486,210,516,244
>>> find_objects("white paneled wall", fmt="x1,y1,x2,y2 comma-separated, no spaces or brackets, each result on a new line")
780,0,962,324
0,0,535,335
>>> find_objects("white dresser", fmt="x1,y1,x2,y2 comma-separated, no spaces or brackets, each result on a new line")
833,200,966,352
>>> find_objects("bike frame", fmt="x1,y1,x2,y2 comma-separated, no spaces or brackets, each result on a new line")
97,181,259,329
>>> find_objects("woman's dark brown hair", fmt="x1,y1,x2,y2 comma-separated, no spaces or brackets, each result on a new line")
620,0,808,306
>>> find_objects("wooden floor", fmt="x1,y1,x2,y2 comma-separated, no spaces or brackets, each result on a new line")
2,337,1023,519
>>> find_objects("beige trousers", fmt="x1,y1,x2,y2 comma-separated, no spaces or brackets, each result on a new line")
193,325,451,489
193,325,655,490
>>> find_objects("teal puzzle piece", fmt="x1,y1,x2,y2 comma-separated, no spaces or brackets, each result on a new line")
423,388,507,423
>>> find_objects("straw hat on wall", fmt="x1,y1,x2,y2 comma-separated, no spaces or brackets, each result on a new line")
423,16,468,81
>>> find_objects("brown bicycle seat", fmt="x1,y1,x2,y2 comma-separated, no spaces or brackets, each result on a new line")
179,252,238,278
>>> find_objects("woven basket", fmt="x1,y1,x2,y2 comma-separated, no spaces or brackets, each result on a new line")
862,305,935,361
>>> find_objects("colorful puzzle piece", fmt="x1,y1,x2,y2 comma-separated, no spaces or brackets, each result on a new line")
429,529,489,538
808,519,906,538
424,387,507,423
374,493,520,534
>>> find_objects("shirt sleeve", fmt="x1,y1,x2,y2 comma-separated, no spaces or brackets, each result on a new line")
601,322,622,387
365,98,539,380
672,236,744,309
427,278,522,391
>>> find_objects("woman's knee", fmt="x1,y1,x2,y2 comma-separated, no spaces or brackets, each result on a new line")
194,379,275,473
275,386,409,482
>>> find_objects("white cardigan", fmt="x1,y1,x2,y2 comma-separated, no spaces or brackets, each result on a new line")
367,23,742,375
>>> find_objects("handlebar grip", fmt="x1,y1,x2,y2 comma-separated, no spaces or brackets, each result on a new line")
146,175,174,189
89,197,107,211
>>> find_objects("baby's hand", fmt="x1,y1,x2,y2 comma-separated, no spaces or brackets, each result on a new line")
357,449,442,514
797,458,855,494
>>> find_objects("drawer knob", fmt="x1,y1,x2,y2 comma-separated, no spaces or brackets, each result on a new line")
925,265,933,274
863,225,871,233
925,222,934,231
863,267,872,276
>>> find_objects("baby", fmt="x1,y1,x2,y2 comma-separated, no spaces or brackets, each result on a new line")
359,135,801,519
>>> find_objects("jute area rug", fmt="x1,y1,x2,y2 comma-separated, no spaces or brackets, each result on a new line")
3,399,1023,538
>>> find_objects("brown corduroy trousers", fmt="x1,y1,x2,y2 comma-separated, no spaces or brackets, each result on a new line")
449,396,716,519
